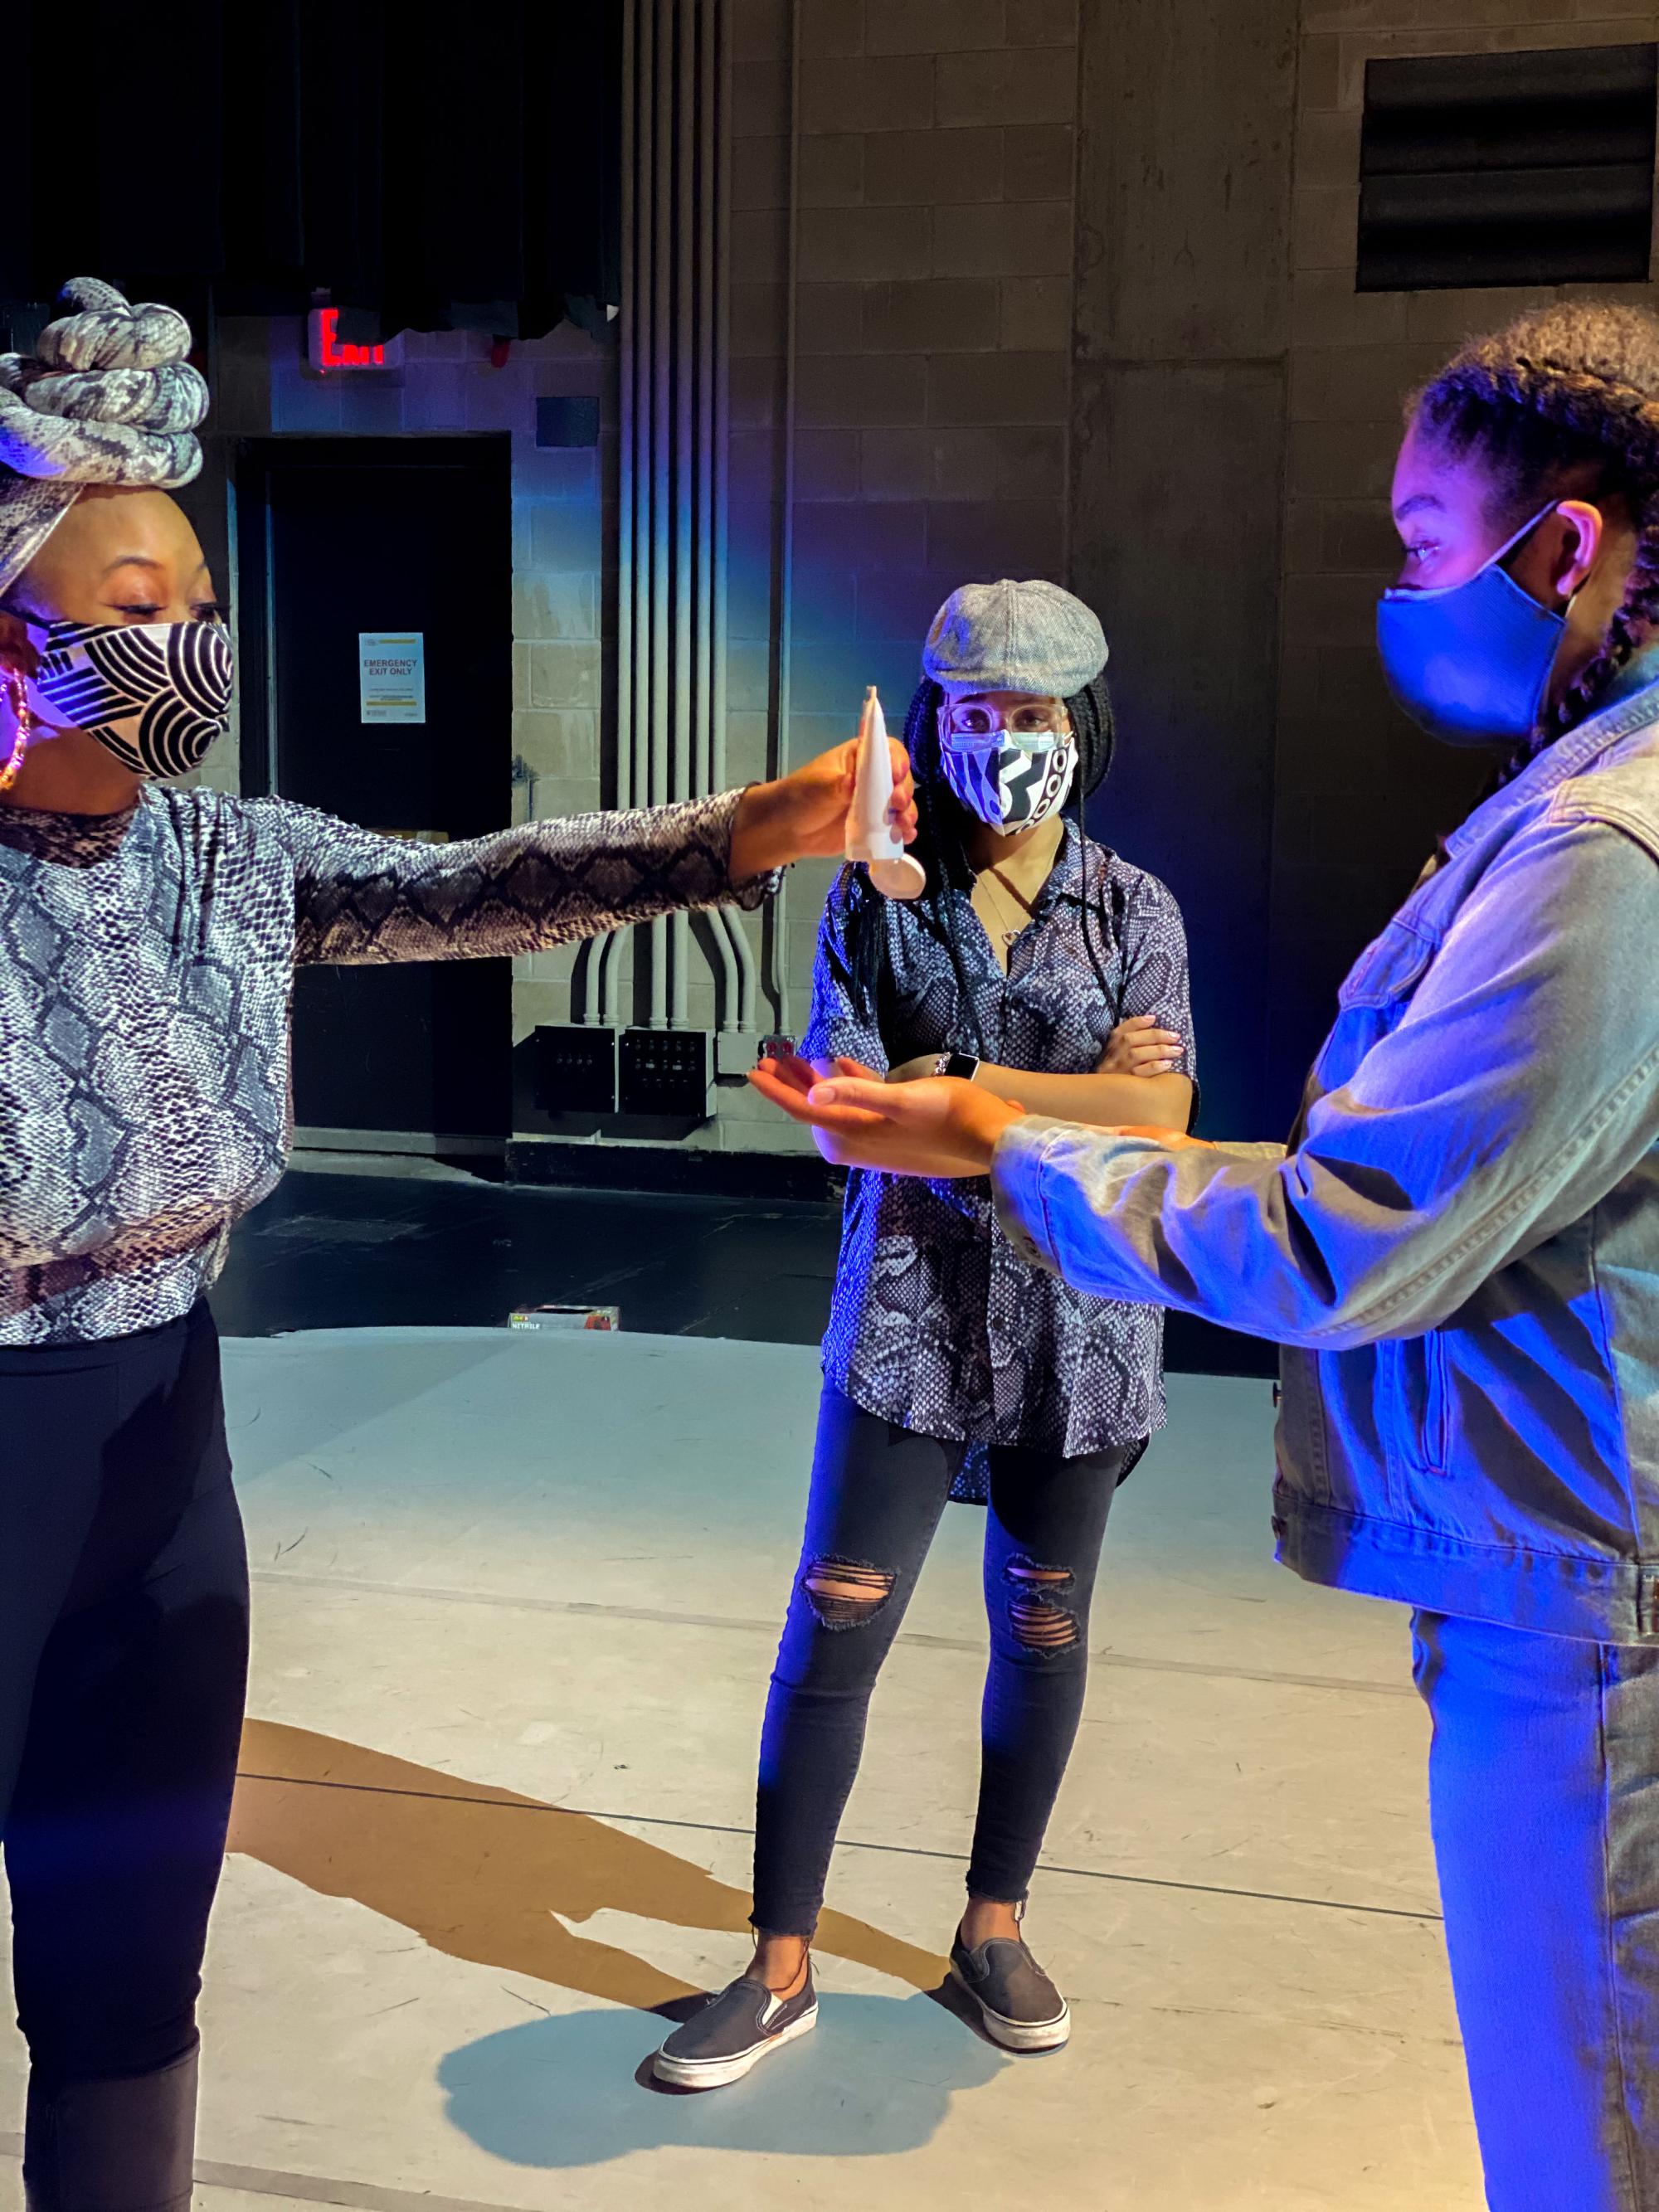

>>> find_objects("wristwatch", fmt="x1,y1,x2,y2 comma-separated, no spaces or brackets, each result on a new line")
933,1051,981,1082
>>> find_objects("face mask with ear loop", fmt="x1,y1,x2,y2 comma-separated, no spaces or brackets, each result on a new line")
17,614,235,780
937,699,1078,830
1375,503,1576,748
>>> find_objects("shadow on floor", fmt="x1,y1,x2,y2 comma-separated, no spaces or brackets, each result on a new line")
231,1721,1005,2165
231,1719,948,2011
437,1991,1006,2169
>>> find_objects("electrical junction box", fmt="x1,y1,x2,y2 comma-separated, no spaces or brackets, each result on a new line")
535,1025,618,1114
619,1028,713,1118
716,1031,760,1077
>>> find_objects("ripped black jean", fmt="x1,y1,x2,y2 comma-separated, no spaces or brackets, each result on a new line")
752,1383,1135,1937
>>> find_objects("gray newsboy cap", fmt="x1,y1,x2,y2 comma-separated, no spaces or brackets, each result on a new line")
922,578,1107,698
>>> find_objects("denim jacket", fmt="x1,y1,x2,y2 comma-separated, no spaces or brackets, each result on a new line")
993,667,1659,1643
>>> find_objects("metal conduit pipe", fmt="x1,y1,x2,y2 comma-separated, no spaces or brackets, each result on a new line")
607,0,654,1027
669,0,695,1027
710,0,758,1034
646,0,674,1028
764,0,805,1037
597,0,752,1040
698,0,742,1035
588,0,638,1027
617,0,656,1028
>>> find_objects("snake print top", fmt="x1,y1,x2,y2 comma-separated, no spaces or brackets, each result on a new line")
0,785,768,1344
803,820,1194,1484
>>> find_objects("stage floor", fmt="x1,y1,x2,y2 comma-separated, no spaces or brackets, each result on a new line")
0,1325,1481,2210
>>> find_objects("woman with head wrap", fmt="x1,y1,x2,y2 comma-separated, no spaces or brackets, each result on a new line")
0,278,915,2210
654,580,1195,2091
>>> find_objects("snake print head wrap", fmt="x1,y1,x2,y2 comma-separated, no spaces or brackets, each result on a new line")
0,277,208,597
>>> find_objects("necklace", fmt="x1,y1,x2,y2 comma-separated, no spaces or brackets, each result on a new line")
969,863,1035,942
974,864,1034,946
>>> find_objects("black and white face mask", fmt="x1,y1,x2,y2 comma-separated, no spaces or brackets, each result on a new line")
937,696,1078,832
32,617,233,778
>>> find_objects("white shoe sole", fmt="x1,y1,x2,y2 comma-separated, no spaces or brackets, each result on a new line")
951,1964,1071,2052
653,2002,819,2088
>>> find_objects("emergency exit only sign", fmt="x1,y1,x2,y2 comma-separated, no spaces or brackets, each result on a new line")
358,634,426,723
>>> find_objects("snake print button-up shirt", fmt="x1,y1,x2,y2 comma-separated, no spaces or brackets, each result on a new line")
802,821,1194,1492
0,785,768,1344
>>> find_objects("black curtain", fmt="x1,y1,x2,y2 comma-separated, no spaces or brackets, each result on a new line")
2,1,620,338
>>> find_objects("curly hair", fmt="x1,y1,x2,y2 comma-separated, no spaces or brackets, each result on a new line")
843,672,1119,1057
1410,304,1659,767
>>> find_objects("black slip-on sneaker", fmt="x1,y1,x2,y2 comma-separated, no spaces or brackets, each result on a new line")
653,1968,819,2088
950,1925,1071,2052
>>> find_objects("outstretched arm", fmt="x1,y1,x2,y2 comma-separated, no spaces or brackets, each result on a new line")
759,818,1659,1349
270,739,916,966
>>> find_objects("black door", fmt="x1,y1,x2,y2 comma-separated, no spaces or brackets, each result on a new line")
235,437,513,1150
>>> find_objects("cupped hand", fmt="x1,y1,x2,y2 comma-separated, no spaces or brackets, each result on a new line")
748,1060,1024,1177
728,737,918,878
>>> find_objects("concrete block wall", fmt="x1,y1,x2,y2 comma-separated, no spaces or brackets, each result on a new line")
1268,0,1659,1111
723,0,1084,1140
221,4,1082,1164
201,0,1658,1166
1068,0,1298,1145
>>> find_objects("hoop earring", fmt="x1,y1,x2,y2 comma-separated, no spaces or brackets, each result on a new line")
0,674,32,795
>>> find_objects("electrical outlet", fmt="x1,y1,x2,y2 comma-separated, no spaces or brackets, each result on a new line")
618,1028,713,1118
535,1025,617,1114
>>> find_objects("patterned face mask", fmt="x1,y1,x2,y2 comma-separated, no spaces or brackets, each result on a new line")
938,729,1078,831
32,616,233,778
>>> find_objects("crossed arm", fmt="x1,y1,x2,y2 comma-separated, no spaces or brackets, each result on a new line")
813,1014,1192,1142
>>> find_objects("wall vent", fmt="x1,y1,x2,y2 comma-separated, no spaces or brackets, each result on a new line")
1358,43,1657,292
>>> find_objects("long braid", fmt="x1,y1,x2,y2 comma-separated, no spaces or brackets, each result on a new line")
1412,305,1659,783
1062,675,1124,1020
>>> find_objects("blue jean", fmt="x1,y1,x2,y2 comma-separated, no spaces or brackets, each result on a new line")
1413,1610,1659,2211
752,1384,1133,1937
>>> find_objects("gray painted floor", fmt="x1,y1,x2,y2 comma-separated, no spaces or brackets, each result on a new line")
0,1329,1481,2210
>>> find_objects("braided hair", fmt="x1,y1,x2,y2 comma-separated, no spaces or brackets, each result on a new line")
844,672,1119,1057
1410,304,1659,780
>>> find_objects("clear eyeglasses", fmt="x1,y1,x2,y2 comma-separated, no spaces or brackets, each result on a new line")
941,699,1071,751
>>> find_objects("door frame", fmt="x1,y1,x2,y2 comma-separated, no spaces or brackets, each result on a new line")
231,433,513,802
230,433,515,1156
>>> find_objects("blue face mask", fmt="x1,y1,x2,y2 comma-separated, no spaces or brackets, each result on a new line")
1376,504,1570,749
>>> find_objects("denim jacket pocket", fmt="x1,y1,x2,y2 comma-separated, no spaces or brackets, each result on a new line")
1384,1332,1452,1484
1307,921,1439,1110
1275,1346,1332,1504
1422,1331,1451,1475
1336,916,1436,1012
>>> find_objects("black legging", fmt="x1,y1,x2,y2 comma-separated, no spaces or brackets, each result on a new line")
0,1301,247,2088
753,1383,1134,1937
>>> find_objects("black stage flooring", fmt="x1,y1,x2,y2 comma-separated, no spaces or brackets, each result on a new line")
211,1161,1275,1377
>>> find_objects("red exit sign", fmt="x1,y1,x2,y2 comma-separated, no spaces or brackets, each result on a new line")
306,307,405,374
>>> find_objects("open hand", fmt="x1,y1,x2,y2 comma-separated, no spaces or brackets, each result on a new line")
748,1057,1024,1177
729,737,917,878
